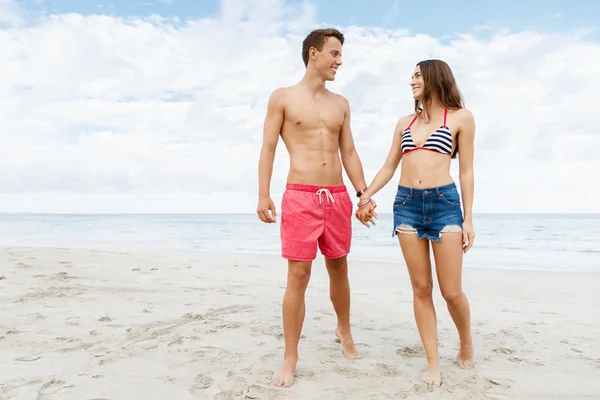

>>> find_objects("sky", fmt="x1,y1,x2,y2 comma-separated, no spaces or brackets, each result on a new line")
0,0,599,214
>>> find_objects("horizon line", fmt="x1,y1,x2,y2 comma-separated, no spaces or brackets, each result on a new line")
1,212,599,216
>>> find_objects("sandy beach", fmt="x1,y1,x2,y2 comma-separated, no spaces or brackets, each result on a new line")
1,246,599,399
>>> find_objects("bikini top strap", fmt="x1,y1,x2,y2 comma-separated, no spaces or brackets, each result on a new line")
406,114,419,129
443,107,448,127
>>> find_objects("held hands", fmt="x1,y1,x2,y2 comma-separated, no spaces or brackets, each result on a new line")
355,196,378,227
257,196,277,223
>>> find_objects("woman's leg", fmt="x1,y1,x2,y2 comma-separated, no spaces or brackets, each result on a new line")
398,231,442,385
431,232,474,369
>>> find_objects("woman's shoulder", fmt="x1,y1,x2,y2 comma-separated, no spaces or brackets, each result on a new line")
451,107,474,121
396,113,418,127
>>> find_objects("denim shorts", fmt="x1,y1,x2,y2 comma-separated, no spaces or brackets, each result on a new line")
392,182,464,242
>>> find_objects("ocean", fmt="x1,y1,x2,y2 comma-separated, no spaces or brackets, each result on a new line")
0,213,598,273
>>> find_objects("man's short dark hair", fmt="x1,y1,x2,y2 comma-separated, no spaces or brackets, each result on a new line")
302,28,344,67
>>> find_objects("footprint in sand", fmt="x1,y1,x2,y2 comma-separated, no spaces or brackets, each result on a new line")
55,272,72,280
333,365,362,378
95,353,118,366
190,374,213,394
37,379,74,397
168,337,184,347
129,339,160,351
244,384,283,400
396,345,424,358
183,313,205,320
66,316,81,326
376,363,401,377
217,323,240,329
493,347,514,355
61,342,94,353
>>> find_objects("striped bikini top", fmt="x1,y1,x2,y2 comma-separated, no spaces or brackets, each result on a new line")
401,108,453,156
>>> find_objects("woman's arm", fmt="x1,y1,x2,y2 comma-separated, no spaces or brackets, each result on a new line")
457,109,476,252
361,116,411,200
457,109,475,222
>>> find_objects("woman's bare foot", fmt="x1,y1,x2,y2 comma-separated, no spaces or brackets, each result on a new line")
271,357,297,388
335,327,362,359
421,362,442,386
457,343,475,369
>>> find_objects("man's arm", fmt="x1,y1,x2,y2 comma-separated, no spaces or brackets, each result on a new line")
257,88,285,223
338,96,368,195
457,109,475,223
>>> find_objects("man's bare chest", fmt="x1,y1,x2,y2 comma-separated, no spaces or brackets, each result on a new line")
284,102,345,133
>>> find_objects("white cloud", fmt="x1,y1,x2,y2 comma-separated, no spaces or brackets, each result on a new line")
0,0,599,214
0,0,23,26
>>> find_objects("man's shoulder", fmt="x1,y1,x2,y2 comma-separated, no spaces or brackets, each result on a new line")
269,86,289,100
327,91,350,109
328,90,347,101
267,87,292,109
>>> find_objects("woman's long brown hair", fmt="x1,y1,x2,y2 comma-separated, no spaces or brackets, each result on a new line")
414,59,464,158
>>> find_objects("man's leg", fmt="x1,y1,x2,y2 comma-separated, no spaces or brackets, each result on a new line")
275,186,320,388
272,260,312,387
325,255,361,359
319,188,360,358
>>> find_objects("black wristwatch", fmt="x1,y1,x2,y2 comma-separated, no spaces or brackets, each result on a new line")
356,188,367,198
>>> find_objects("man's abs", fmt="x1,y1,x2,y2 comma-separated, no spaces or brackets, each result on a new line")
286,147,344,186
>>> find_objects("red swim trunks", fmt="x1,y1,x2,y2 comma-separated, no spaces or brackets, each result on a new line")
280,183,353,261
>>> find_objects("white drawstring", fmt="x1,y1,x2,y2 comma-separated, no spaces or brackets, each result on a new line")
316,188,335,206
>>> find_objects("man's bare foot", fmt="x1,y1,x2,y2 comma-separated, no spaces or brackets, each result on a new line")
421,362,442,386
457,343,475,369
271,357,297,388
335,327,362,359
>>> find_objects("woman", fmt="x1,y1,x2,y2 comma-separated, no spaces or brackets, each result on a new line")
357,59,476,386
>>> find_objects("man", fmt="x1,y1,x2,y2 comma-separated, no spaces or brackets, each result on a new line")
256,28,376,388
